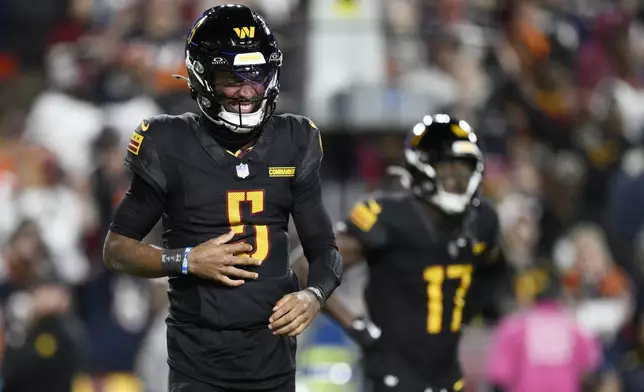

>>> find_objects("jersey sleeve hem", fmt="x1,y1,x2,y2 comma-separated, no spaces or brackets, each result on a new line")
109,223,146,241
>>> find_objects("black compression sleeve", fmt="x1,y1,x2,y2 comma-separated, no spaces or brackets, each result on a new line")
465,249,514,322
110,173,165,241
292,190,343,303
291,116,342,302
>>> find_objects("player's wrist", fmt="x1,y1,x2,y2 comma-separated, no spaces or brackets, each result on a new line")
161,248,192,276
304,286,324,307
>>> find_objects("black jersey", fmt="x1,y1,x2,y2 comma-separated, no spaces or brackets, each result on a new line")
341,192,503,384
110,112,337,389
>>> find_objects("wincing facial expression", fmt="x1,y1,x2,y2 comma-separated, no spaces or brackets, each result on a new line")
213,68,268,114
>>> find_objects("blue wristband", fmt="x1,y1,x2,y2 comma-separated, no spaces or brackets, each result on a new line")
182,247,192,275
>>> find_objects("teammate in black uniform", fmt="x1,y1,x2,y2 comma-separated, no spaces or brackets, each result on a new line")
292,114,511,392
102,5,342,392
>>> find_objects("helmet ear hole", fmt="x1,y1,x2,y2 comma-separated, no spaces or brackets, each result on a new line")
422,181,435,193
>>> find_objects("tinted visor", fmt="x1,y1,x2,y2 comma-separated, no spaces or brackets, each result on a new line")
212,65,270,87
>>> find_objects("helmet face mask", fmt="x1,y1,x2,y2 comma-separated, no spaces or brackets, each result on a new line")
434,159,478,194
184,5,283,133
403,115,484,215
212,67,267,117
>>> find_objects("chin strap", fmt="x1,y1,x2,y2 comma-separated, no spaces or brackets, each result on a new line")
172,74,190,83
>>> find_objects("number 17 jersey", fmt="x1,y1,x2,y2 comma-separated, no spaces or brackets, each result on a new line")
340,192,502,380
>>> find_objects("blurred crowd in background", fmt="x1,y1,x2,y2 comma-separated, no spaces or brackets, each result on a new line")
0,0,644,391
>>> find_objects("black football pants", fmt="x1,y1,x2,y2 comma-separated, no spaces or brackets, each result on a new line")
168,369,295,392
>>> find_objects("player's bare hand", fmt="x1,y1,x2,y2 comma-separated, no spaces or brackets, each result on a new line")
269,289,321,336
187,231,262,286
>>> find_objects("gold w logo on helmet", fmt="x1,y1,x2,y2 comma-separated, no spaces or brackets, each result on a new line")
234,27,256,39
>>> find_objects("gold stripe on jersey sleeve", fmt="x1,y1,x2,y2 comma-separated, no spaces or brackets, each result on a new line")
348,199,382,232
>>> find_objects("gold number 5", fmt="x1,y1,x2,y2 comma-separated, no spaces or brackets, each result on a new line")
226,190,269,262
424,264,473,334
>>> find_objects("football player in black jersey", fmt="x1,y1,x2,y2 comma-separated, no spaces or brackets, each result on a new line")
102,5,342,392
292,114,511,392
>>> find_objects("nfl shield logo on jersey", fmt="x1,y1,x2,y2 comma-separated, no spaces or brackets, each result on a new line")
236,163,250,179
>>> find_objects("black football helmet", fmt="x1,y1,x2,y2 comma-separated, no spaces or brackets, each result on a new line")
395,114,484,214
183,4,282,133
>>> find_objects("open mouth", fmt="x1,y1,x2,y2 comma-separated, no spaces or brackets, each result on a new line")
236,101,255,113
224,99,258,114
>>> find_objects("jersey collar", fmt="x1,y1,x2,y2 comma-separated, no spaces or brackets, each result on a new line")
191,114,275,167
